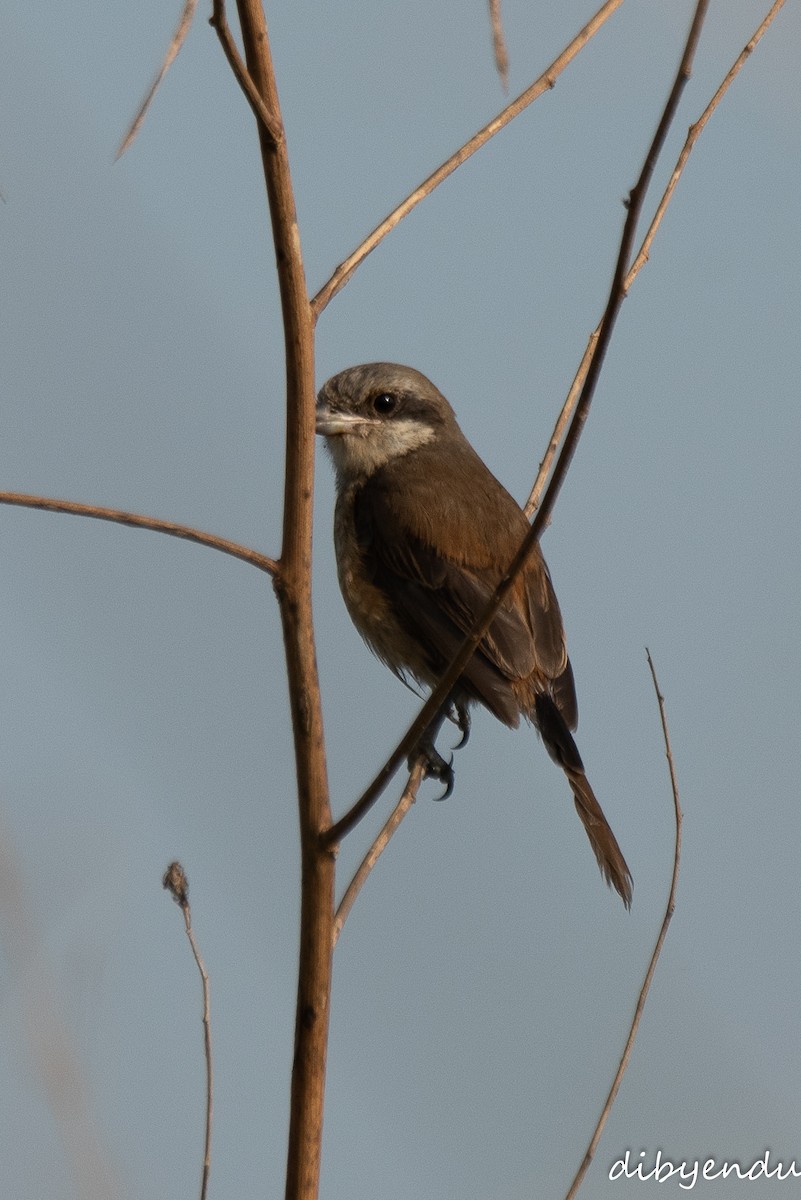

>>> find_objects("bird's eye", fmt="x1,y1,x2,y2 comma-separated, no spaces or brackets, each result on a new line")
372,392,397,416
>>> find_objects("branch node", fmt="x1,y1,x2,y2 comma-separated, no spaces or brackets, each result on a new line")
211,0,284,146
163,860,190,907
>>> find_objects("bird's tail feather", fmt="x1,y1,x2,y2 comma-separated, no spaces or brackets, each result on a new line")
564,766,633,909
534,692,633,908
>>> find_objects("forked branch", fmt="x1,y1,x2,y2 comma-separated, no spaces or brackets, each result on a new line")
210,0,283,144
333,759,426,945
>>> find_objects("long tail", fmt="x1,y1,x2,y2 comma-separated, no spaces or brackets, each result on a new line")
534,693,633,908
564,765,633,908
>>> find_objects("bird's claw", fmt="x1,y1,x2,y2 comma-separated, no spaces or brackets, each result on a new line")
410,743,455,800
433,755,455,801
453,702,471,748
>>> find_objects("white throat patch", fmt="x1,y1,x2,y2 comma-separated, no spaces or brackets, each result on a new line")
325,417,436,480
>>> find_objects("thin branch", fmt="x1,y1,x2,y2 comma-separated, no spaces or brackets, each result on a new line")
0,492,278,575
324,0,709,850
646,652,682,842
310,0,626,318
489,0,510,91
210,0,284,146
524,0,786,517
332,759,425,946
116,0,199,159
525,333,598,518
163,863,214,1200
563,651,682,1200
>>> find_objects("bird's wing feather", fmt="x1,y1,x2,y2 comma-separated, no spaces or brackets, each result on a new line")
389,575,524,726
354,452,571,721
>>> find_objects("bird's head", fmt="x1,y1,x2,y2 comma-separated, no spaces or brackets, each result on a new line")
316,362,459,482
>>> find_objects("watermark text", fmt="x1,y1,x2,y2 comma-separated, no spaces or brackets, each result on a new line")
610,1149,801,1189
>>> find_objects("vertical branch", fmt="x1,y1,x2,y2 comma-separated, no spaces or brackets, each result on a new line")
222,5,334,1199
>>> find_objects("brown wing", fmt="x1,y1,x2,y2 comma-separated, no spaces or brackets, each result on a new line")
354,438,572,725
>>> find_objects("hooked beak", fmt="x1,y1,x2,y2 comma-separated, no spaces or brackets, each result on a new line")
315,402,372,437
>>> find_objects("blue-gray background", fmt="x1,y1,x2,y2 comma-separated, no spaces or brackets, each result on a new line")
2,1,800,1196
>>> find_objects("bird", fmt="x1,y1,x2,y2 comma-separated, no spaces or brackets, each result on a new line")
316,362,632,907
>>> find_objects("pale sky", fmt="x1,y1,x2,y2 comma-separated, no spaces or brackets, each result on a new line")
3,2,801,1197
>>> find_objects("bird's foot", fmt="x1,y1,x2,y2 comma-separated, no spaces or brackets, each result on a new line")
409,737,455,800
411,697,471,799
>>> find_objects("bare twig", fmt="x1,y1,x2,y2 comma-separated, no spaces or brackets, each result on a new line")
0,492,278,575
311,0,626,318
489,0,510,91
563,651,682,1199
116,0,199,159
333,760,425,946
163,863,213,1200
324,701,444,845
646,652,682,839
524,0,786,518
324,0,709,849
525,333,598,518
210,0,284,145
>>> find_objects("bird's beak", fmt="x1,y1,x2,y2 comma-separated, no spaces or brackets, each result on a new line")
315,403,371,437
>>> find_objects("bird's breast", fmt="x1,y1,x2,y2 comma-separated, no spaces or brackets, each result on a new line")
333,487,435,684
